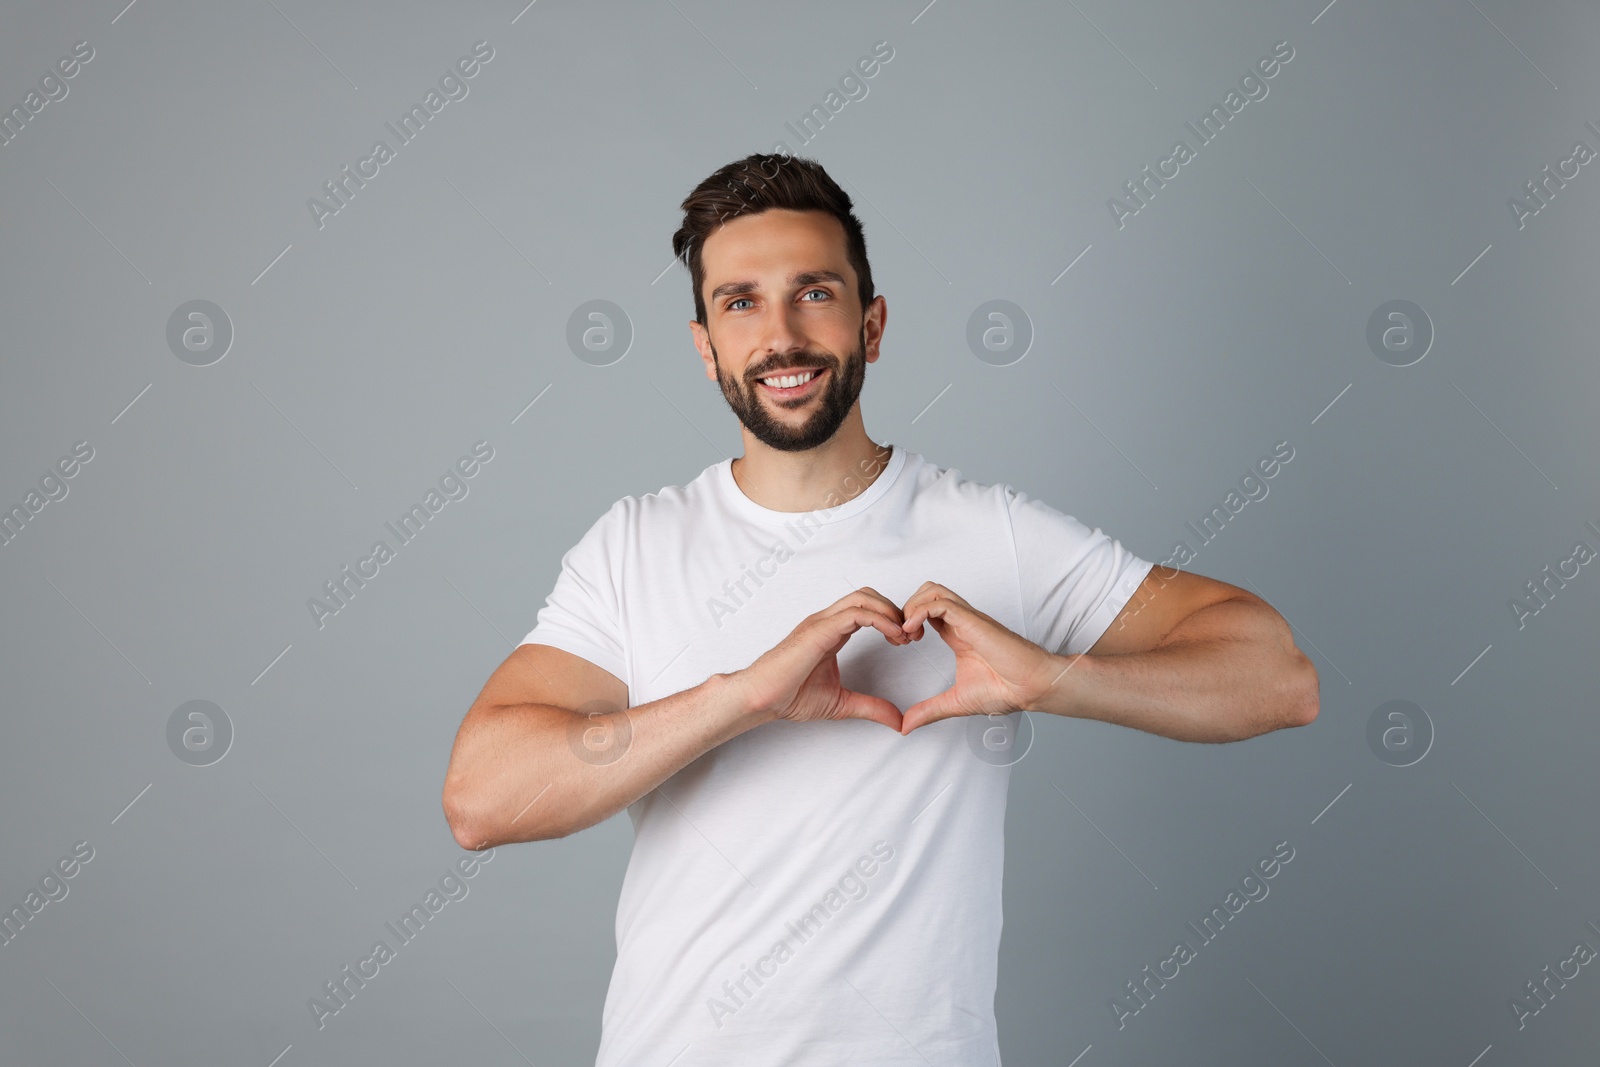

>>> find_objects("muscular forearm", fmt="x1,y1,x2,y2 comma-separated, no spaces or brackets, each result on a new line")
445,672,760,848
1029,597,1320,743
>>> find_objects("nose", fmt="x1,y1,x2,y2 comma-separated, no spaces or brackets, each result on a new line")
754,304,807,372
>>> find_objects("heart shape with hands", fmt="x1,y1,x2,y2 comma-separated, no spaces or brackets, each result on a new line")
741,581,1069,736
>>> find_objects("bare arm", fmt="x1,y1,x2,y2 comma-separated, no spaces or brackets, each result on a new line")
442,644,761,849
1028,572,1319,743
893,572,1316,742
442,588,912,849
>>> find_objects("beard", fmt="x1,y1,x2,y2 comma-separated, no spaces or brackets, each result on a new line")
710,325,867,453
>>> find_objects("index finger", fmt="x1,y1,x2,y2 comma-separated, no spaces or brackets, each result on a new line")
813,604,913,648
820,586,906,626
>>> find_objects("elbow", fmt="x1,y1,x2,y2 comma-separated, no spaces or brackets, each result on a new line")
1285,651,1320,729
1231,652,1318,741
1296,691,1320,729
443,786,492,851
442,780,573,847
442,780,511,851
451,822,498,852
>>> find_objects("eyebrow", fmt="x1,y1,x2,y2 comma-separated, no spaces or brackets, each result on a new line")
709,269,847,304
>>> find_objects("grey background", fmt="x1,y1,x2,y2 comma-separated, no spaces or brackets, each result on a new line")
2,0,1597,1063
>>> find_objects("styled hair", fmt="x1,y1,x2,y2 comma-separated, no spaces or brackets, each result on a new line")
671,152,875,327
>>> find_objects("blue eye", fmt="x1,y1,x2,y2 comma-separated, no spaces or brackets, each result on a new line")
801,288,828,301
728,298,751,311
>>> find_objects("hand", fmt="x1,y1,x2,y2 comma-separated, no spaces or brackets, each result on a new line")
898,581,1058,734
730,587,910,730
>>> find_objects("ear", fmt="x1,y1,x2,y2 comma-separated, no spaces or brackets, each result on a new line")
863,295,886,365
690,319,716,381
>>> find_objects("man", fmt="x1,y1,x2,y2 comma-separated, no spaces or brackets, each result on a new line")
442,152,1318,1064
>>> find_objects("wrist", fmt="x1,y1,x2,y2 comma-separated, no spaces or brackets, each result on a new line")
709,670,775,728
1026,651,1088,717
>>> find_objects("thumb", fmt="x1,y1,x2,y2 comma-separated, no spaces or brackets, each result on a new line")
836,687,905,731
900,687,963,735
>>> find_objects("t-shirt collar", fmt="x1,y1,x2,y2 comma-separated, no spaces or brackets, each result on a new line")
716,444,910,527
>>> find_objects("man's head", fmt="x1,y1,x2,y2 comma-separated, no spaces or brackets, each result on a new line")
672,154,885,453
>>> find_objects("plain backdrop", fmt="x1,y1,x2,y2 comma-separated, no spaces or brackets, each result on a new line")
1,1,1597,1064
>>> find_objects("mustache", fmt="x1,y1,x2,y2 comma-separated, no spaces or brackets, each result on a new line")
747,355,833,379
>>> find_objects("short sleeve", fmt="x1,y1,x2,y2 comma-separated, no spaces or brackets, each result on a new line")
1005,486,1154,657
519,500,629,685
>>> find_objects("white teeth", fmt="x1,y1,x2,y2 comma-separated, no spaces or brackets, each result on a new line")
761,370,818,389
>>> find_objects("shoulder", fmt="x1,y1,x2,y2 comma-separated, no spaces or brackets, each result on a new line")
585,462,718,537
906,450,1034,515
931,459,1106,554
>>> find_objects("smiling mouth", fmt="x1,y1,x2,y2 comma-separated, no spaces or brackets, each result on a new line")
756,367,826,399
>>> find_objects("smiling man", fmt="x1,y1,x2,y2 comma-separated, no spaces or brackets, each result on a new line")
442,152,1319,1065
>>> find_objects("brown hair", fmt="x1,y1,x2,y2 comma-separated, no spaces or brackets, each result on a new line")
671,152,875,328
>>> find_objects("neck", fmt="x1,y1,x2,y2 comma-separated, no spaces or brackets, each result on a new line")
729,413,893,513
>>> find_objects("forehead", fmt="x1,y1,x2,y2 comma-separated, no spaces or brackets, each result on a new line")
700,208,851,288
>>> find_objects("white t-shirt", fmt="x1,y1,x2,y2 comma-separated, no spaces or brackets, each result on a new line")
520,445,1153,1066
